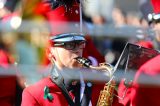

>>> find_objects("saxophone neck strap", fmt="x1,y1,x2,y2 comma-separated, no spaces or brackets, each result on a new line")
50,66,75,106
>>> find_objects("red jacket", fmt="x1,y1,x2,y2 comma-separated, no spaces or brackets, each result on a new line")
131,55,160,106
21,77,122,106
21,77,102,106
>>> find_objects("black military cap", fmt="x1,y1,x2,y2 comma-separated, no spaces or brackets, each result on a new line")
50,33,86,43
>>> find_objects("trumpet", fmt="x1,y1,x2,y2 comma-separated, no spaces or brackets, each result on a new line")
75,57,116,106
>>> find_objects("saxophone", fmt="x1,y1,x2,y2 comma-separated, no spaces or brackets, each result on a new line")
75,57,116,106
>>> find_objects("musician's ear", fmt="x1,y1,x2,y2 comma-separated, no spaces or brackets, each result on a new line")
46,47,56,61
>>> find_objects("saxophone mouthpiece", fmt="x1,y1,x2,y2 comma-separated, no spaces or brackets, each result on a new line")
74,57,92,68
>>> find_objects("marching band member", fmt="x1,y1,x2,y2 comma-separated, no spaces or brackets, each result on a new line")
21,0,122,106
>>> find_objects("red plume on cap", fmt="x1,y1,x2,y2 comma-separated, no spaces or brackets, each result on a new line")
45,3,80,22
46,4,80,34
35,0,80,35
151,0,160,14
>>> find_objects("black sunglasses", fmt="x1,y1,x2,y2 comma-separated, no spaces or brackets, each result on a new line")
54,41,86,50
148,13,160,24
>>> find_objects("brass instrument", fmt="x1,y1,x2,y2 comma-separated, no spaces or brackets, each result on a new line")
75,57,116,106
